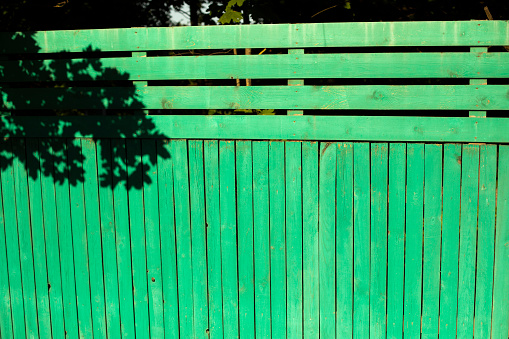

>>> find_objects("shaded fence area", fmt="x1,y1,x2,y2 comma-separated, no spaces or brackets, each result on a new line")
1,21,509,338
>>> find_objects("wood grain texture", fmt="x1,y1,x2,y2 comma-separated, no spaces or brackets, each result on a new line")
4,85,509,110
5,52,509,82
2,21,508,54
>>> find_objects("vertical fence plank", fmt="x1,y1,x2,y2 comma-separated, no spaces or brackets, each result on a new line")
353,142,370,339
269,140,286,339
204,140,224,339
53,140,79,338
422,144,443,339
387,143,406,339
220,140,240,339
25,139,52,339
303,141,319,339
457,144,480,339
319,142,336,338
67,138,94,339
439,144,461,337
236,140,255,339
96,139,121,339
157,140,179,338
491,145,509,339
82,138,107,338
370,143,388,339
0,139,26,339
404,143,424,339
126,138,150,338
141,139,164,338
39,140,66,339
188,140,209,338
253,141,271,339
111,139,136,338
0,140,14,339
172,139,194,338
286,141,303,338
336,142,353,339
12,139,39,339
473,144,497,339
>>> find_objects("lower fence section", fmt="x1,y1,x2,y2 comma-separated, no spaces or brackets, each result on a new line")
0,138,508,339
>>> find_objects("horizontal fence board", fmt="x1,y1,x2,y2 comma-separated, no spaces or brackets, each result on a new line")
3,85,509,110
2,115,509,142
2,21,508,54
4,52,509,82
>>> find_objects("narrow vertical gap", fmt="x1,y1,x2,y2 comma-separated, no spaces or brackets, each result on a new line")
401,142,407,337
488,144,499,337
284,141,287,339
351,142,355,338
420,144,425,336
317,141,321,338
368,142,372,338
233,140,241,338
268,142,272,339
385,144,390,337
300,142,304,338
250,140,256,339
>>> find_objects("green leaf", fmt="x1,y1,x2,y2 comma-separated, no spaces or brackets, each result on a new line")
219,9,243,24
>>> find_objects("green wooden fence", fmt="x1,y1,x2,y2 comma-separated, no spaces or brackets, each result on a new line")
1,21,509,338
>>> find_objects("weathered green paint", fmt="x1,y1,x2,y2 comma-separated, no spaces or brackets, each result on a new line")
4,115,509,143
1,20,508,339
5,52,509,82
2,21,508,54
4,85,509,110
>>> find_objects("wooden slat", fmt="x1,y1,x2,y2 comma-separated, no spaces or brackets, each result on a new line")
403,143,424,338
204,140,224,339
219,140,239,338
457,145,480,338
4,115,509,143
421,144,442,338
5,52,509,82
67,138,94,339
269,141,286,339
353,142,370,339
491,145,509,339
319,142,336,338
157,140,179,338
302,141,319,339
82,138,108,338
236,140,255,338
285,141,303,337
188,140,209,338
126,139,150,338
25,139,52,339
52,140,80,338
438,144,461,337
473,144,497,339
0,174,13,339
370,143,388,339
252,141,271,339
141,139,164,338
172,139,194,338
386,143,405,339
96,139,121,339
336,142,353,338
111,139,136,338
4,85,509,110
37,139,66,338
2,21,508,54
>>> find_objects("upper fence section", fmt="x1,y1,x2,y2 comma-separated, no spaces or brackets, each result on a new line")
1,21,509,128
2,21,509,53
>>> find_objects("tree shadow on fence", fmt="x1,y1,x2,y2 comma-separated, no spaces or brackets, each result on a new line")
0,31,171,189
